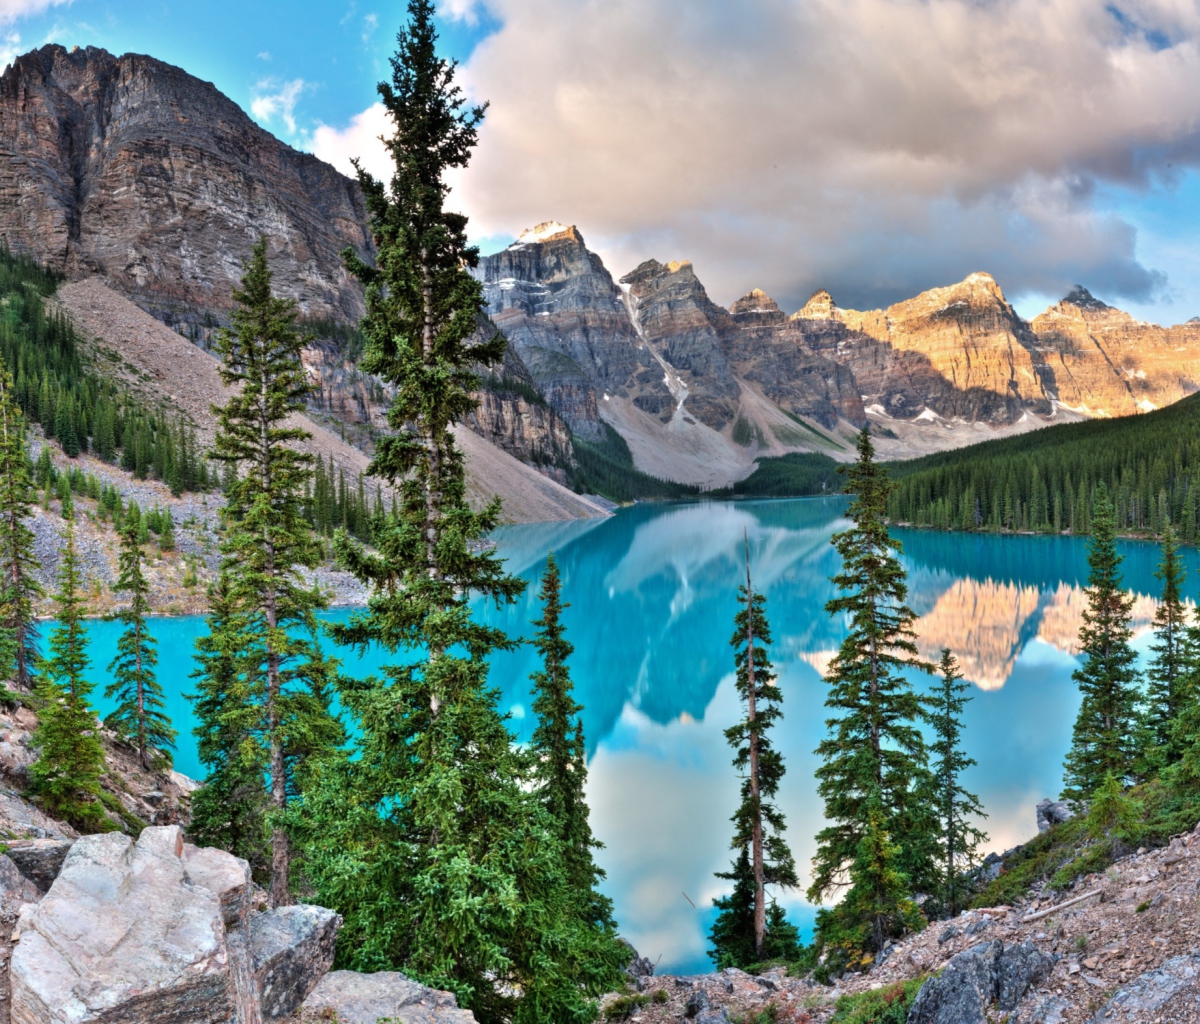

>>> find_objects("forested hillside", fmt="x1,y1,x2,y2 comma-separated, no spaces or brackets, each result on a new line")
887,393,1200,538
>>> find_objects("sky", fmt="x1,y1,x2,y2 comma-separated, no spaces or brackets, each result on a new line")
4,0,1200,324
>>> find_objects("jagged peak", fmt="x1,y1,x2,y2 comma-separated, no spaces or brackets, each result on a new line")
729,288,780,315
514,221,582,246
665,259,692,274
1061,285,1110,311
1189,316,1200,324
793,288,839,320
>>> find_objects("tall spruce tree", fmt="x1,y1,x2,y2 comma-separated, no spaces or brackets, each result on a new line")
810,428,936,964
189,571,271,873
105,514,175,769
203,237,342,906
29,518,107,830
0,363,41,690
928,649,986,917
709,541,800,969
529,553,615,928
298,6,624,1021
1143,522,1190,768
1062,483,1142,802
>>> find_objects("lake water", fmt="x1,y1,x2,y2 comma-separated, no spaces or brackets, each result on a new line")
64,496,1195,974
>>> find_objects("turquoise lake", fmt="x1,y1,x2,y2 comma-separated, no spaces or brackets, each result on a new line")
61,496,1199,974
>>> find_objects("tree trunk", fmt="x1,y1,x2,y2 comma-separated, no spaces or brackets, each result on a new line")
745,552,765,958
135,619,148,770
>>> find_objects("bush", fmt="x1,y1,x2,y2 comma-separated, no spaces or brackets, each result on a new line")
829,977,926,1024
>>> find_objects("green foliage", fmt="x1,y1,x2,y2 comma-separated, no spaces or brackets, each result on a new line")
1062,485,1142,802
829,977,927,1024
570,421,699,502
306,454,375,544
0,359,42,689
713,452,843,498
529,554,625,979
1143,523,1191,771
28,519,109,832
811,429,936,962
927,650,987,917
200,237,343,906
711,553,799,968
298,7,617,1021
104,515,175,770
887,391,1200,540
603,993,649,1020
1086,774,1141,842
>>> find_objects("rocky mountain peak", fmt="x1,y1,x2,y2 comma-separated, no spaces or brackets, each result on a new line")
794,288,839,320
0,44,372,328
729,288,781,316
1061,285,1110,311
514,221,582,246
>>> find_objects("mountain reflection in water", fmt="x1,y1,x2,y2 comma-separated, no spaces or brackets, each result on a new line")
72,496,1197,975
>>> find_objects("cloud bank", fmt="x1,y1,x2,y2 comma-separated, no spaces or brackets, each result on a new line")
315,0,1200,314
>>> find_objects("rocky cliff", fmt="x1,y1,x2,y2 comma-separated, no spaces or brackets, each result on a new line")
0,44,372,327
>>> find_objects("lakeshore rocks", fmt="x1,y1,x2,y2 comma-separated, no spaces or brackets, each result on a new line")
906,939,1054,1024
302,970,477,1024
9,825,339,1024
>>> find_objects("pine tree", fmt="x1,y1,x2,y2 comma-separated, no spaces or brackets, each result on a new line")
203,237,340,907
0,363,42,690
105,515,175,769
189,572,271,874
928,650,987,917
1144,522,1190,767
297,6,623,1020
710,539,799,968
1062,483,1142,802
529,553,614,927
29,518,107,831
810,428,935,962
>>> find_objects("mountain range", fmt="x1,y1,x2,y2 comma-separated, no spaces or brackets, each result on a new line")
3,44,1200,507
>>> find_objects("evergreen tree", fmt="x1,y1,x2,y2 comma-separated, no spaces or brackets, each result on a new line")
1144,522,1190,767
298,6,623,1020
29,518,107,830
203,237,340,906
710,540,799,968
810,428,935,962
529,553,615,928
105,515,175,769
0,363,41,689
927,650,987,917
189,572,271,874
1062,483,1142,802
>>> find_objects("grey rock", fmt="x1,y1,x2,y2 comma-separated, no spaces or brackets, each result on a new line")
995,942,1055,1011
303,970,476,1024
1086,953,1200,1023
0,853,39,903
1036,799,1075,832
619,937,655,980
685,987,711,1017
694,1013,729,1024
938,924,961,944
9,825,341,1024
906,939,1055,1024
5,837,73,891
1015,995,1069,1024
251,905,341,1022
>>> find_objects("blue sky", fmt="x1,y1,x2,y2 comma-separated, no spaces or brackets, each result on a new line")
4,0,1200,324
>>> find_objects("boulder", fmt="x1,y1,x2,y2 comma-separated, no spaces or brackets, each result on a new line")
302,970,476,1024
1036,799,1074,832
907,940,1055,1024
0,853,39,902
10,825,340,1024
6,838,74,891
1085,953,1200,1023
619,937,655,980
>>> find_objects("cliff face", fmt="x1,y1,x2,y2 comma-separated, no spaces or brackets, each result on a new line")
0,44,372,326
1029,287,1200,415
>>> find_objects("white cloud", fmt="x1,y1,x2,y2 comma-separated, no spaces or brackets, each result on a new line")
419,0,1200,312
362,12,378,42
310,101,394,183
0,0,69,27
250,78,308,137
256,51,271,61
439,0,482,24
